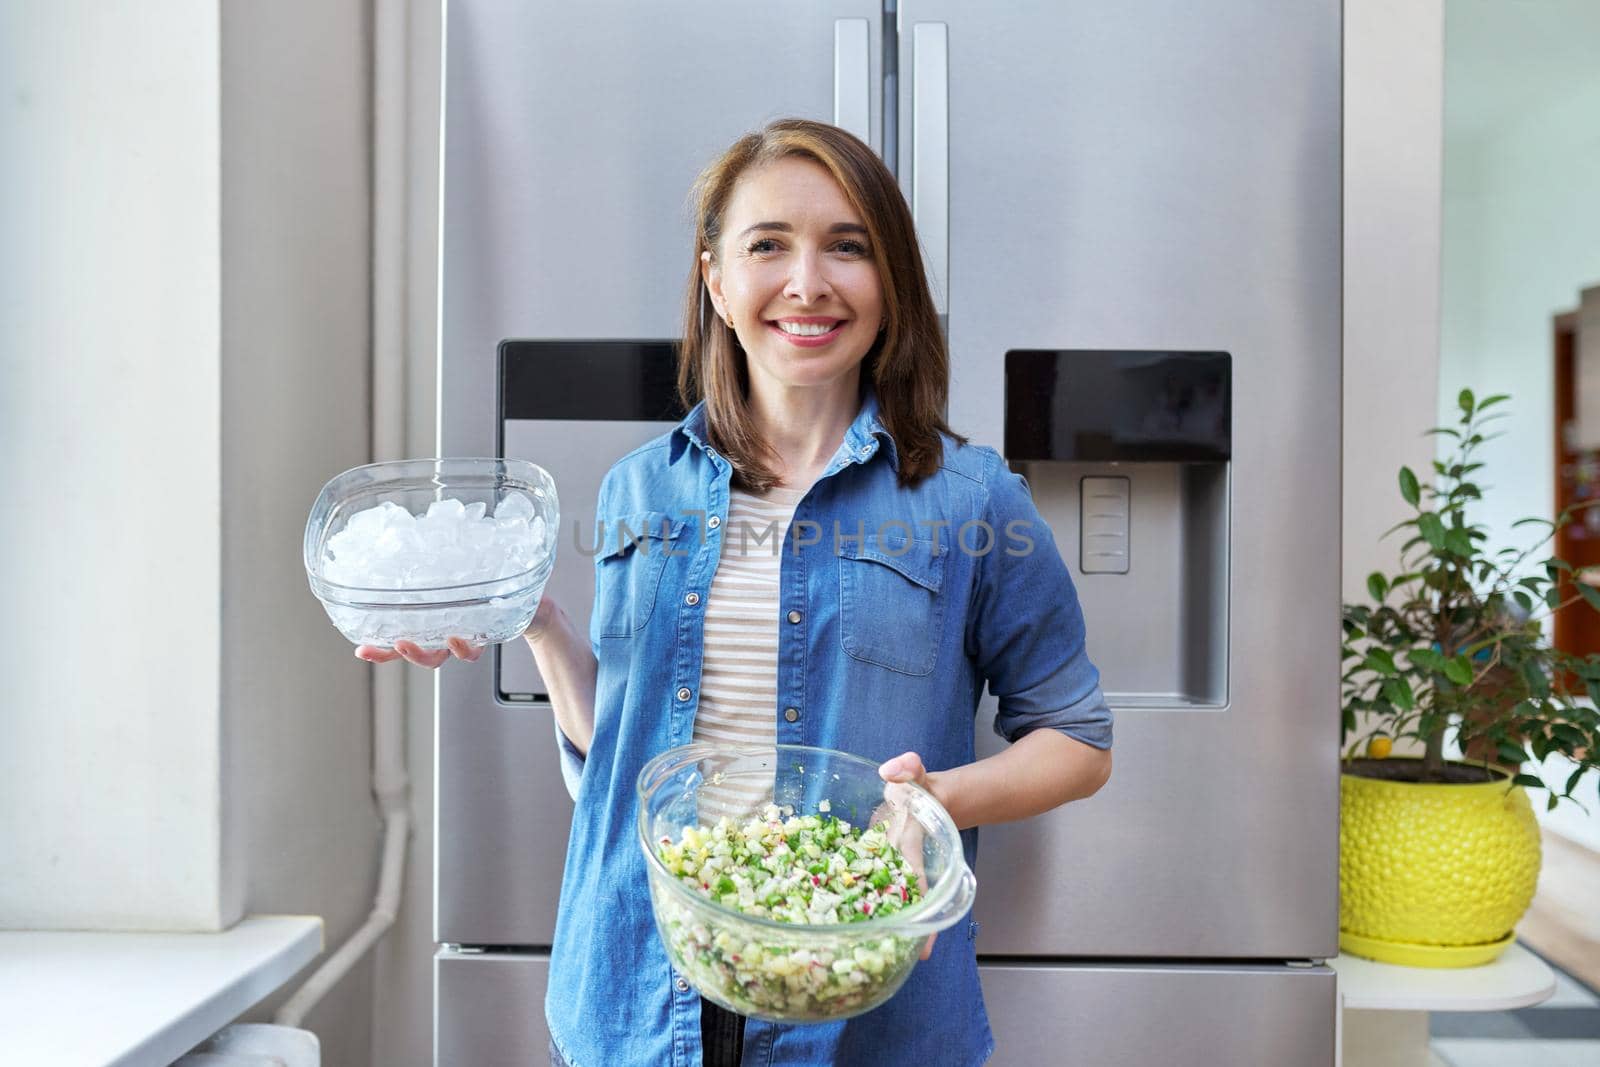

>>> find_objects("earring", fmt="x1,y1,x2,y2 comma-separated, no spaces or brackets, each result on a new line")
726,312,735,329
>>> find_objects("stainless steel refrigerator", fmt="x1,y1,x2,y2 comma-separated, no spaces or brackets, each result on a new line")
436,1,1341,1063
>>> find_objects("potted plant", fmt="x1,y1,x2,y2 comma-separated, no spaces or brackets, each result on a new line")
1340,389,1600,967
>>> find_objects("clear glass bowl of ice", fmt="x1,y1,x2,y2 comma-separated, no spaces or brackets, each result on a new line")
304,458,558,650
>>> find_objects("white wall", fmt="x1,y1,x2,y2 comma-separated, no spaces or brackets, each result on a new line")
1343,0,1445,610
0,2,380,1063
1439,0,1600,848
218,4,380,1066
0,1,228,930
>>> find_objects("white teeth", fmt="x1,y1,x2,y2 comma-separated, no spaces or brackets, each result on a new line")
775,320,839,337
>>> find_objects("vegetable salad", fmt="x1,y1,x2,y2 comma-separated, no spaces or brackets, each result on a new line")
650,804,926,1019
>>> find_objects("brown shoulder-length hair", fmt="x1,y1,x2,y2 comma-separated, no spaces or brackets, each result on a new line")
678,118,965,491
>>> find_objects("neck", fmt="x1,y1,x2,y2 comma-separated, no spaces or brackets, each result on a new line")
745,371,862,488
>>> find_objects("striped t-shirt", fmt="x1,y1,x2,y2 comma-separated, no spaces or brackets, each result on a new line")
692,482,805,823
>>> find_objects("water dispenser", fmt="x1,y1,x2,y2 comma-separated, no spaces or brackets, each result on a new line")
1006,350,1231,708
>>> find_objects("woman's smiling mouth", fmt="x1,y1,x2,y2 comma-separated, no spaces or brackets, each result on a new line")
768,317,847,346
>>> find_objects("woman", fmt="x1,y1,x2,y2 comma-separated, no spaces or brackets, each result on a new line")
365,119,1112,1066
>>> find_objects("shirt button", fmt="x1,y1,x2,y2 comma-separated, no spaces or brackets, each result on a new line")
675,976,689,993
787,609,802,625
707,515,721,530
677,687,692,702
685,592,701,606
784,707,800,723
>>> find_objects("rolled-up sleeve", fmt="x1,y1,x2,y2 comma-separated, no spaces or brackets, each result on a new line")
965,451,1113,750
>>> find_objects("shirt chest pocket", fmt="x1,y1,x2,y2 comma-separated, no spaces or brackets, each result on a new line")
838,534,947,676
595,511,687,638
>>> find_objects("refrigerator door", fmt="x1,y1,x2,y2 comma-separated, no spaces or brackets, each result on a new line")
980,963,1336,1066
898,0,1342,957
438,0,883,947
436,950,550,1065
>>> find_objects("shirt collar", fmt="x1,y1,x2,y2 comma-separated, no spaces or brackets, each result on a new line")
668,387,901,472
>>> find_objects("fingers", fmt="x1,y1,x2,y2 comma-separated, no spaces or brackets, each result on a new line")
394,640,451,668
357,639,482,667
878,751,925,783
919,932,938,961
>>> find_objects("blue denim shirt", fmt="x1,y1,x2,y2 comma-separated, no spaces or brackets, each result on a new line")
546,391,1111,1067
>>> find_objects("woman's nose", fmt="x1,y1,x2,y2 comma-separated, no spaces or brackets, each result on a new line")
783,249,832,304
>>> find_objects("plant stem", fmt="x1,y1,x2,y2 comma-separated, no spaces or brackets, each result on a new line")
1424,723,1445,779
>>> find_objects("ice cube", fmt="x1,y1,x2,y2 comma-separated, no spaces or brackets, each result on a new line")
496,491,535,523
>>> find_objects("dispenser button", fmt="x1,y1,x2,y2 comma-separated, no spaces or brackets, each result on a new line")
1079,476,1131,575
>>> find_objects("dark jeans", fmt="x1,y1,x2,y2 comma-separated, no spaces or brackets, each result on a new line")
701,997,746,1066
548,998,745,1066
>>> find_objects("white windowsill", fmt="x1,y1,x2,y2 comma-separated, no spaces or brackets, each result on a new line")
0,914,323,1067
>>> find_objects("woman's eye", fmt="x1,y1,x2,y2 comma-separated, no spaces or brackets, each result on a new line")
743,237,870,256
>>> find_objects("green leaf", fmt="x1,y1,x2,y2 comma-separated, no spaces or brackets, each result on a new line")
1512,773,1544,789
1513,590,1533,613
1444,528,1473,556
1566,766,1587,796
1497,740,1527,764
1381,676,1415,710
1408,647,1445,671
1476,393,1510,411
1522,660,1550,698
1367,573,1389,601
1459,388,1476,415
1399,467,1420,506
1548,794,1561,811
1553,723,1589,749
1364,649,1398,676
1418,512,1446,549
1443,657,1473,686
1579,582,1600,614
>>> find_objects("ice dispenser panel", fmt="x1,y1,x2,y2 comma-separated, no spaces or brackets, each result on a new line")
497,340,685,701
1006,350,1231,708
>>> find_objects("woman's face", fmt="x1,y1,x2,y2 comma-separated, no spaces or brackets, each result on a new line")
703,157,885,394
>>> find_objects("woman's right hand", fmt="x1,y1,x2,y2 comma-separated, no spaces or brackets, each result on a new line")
355,637,483,668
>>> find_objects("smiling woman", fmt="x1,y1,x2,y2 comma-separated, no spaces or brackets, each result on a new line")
377,117,1114,1067
679,119,957,493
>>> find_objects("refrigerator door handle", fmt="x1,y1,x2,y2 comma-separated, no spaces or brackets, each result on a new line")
833,18,871,147
911,22,949,318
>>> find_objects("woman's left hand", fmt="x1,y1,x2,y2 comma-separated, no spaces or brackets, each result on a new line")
879,751,943,961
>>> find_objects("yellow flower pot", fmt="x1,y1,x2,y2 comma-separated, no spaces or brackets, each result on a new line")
1339,758,1541,968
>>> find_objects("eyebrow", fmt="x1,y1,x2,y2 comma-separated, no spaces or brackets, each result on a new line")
736,221,870,239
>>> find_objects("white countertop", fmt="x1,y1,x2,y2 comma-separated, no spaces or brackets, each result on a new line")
0,915,322,1067
1331,943,1556,1012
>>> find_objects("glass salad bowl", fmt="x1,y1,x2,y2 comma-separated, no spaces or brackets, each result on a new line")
303,458,558,650
636,743,978,1022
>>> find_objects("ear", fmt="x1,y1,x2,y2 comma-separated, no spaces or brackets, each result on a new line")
700,249,724,318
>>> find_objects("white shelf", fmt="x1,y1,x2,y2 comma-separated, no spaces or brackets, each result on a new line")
0,914,322,1067
1331,943,1556,1012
